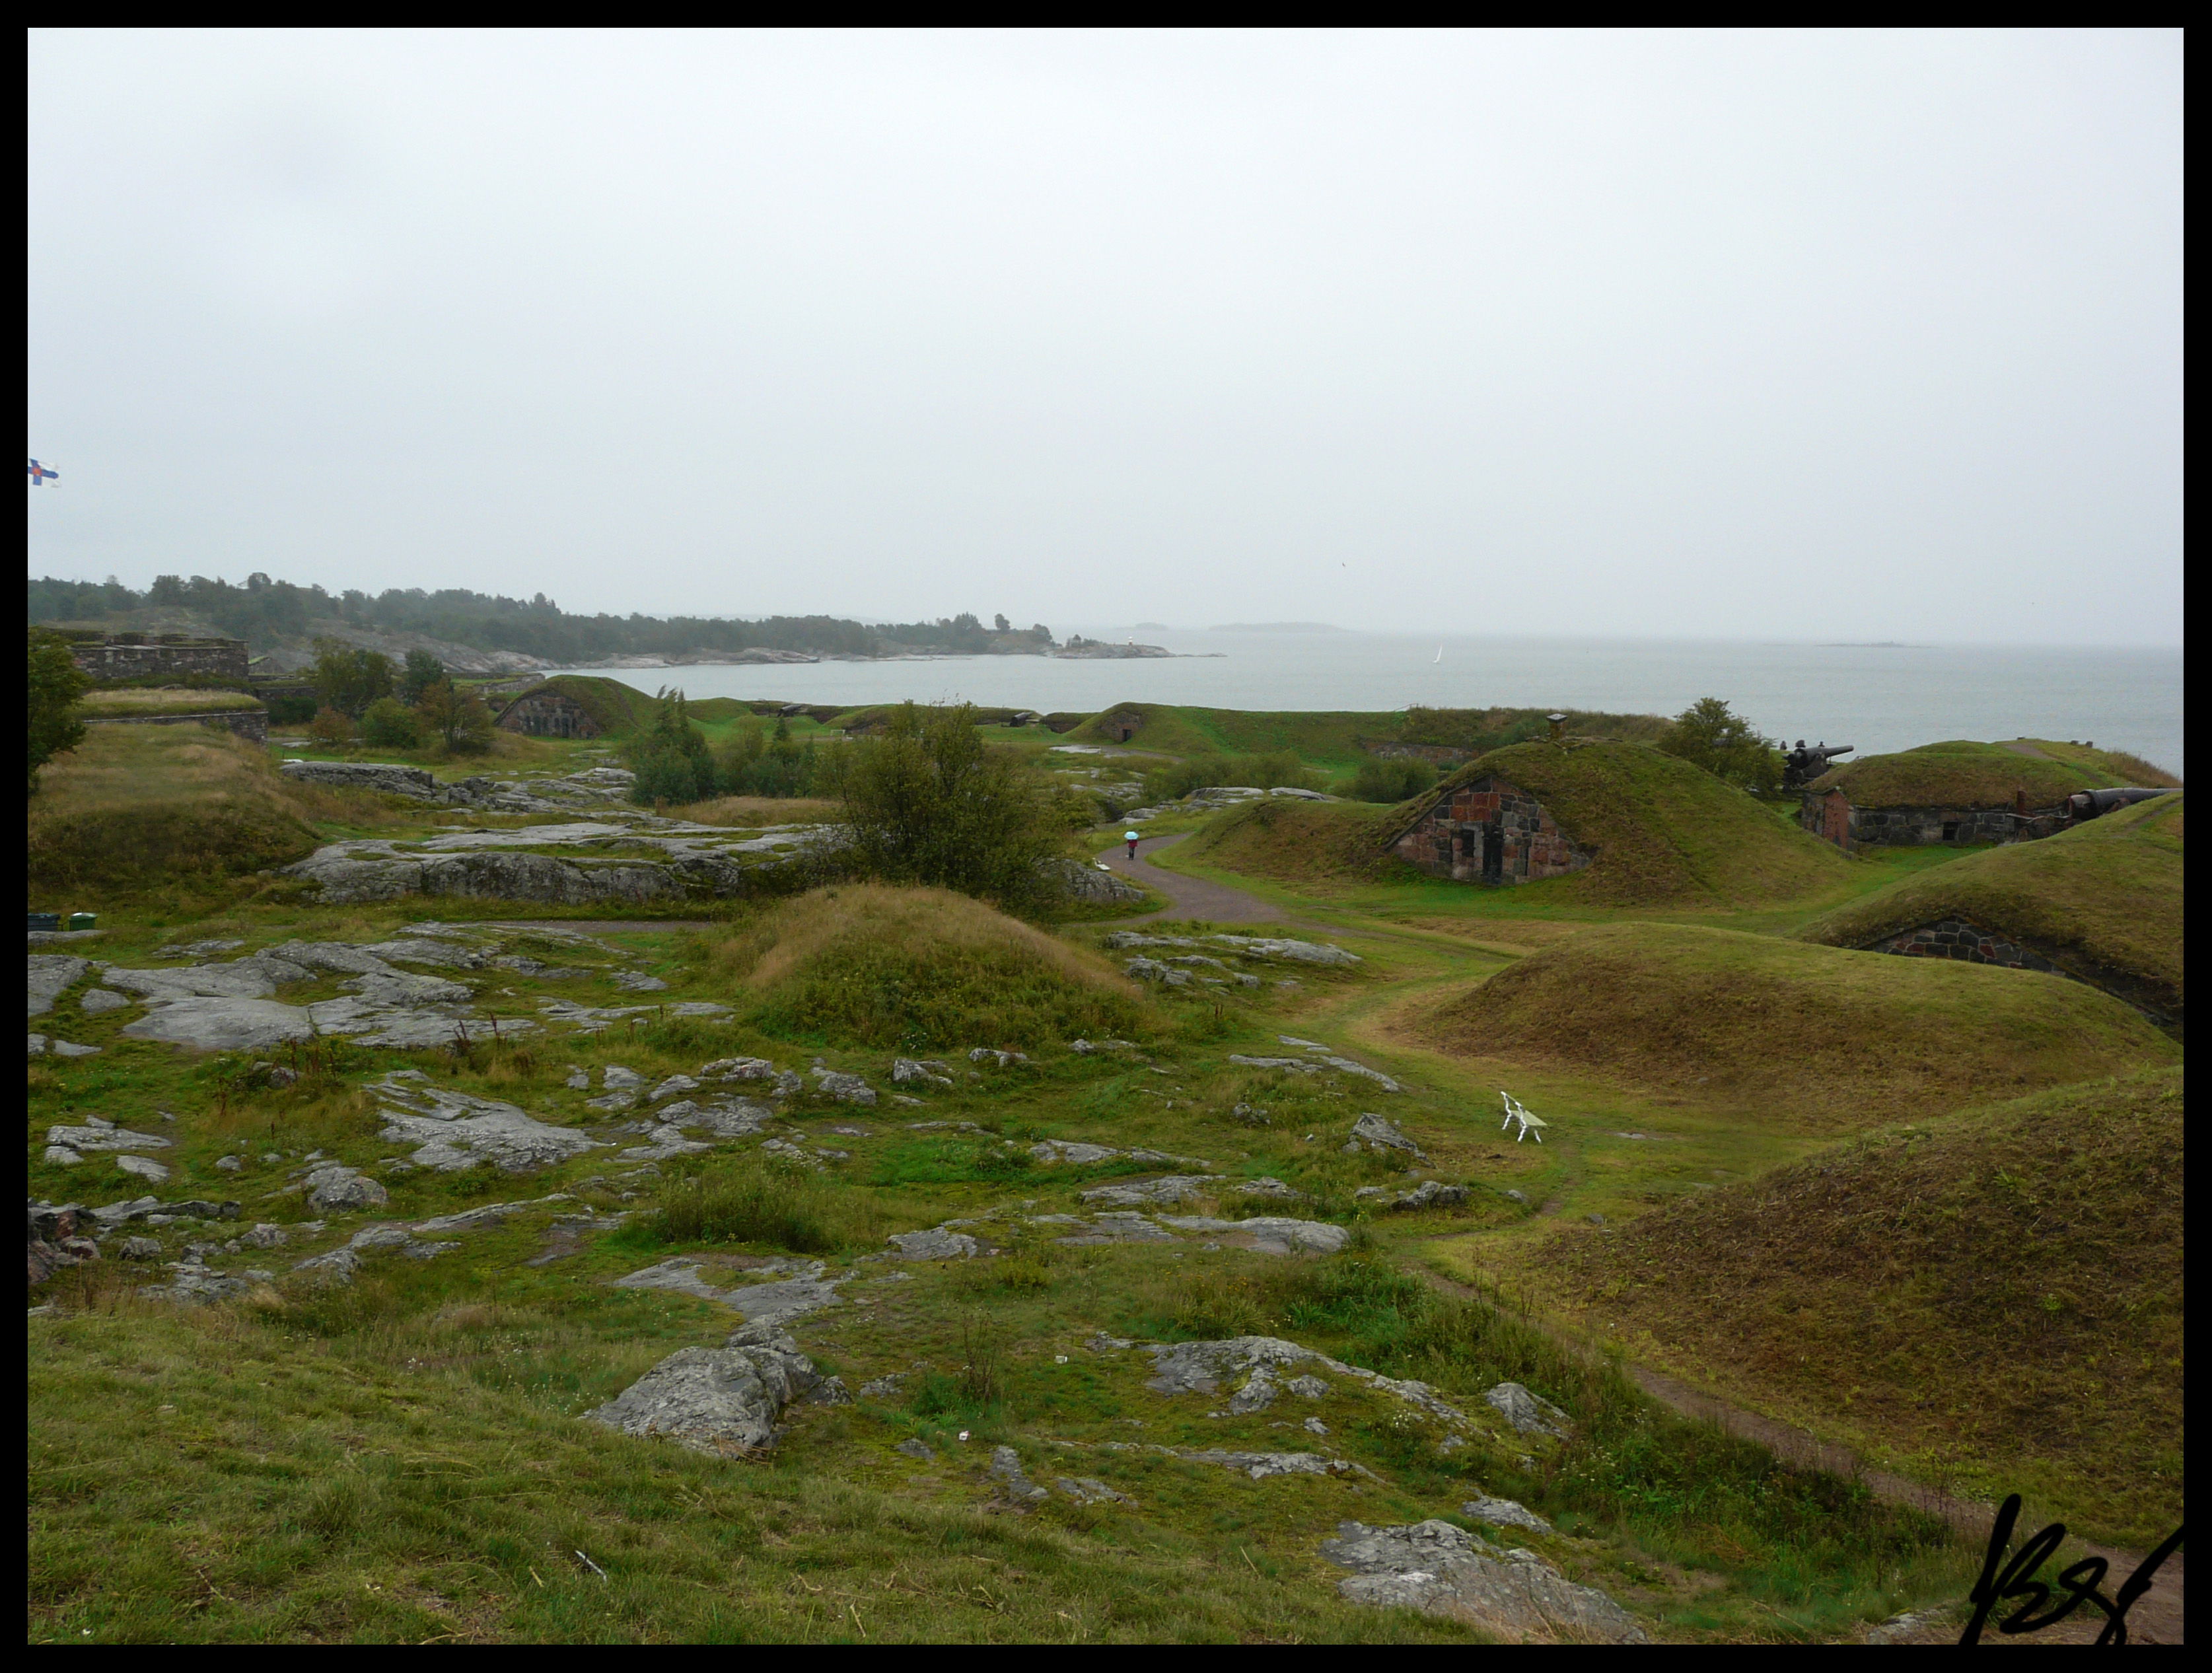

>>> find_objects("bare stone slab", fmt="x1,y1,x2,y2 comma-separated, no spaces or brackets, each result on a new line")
1320,1519,1646,1643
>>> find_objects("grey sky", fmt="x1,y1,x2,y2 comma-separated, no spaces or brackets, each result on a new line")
28,29,2182,643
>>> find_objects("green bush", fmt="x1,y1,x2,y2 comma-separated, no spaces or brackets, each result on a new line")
627,689,715,805
638,1166,879,1254
826,702,1071,910
1349,756,1438,803
264,692,318,725
358,696,423,749
28,628,90,793
307,639,395,718
1143,749,1320,803
717,715,817,798
1660,696,1784,797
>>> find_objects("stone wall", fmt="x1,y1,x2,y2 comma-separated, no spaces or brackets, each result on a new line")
1391,775,1591,886
1800,793,2068,849
1868,918,2069,978
67,634,250,682
1363,742,1475,766
84,710,269,744
496,690,603,738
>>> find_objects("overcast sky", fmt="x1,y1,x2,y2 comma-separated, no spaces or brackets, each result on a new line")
27,30,2182,643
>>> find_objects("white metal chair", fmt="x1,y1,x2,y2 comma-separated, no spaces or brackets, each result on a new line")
1499,1090,1548,1143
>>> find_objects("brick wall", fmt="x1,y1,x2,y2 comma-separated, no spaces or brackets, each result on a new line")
1390,775,1592,885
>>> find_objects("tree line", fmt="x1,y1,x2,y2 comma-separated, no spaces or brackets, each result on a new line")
27,575,1055,664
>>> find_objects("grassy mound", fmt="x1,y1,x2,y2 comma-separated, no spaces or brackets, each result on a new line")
1057,701,1669,771
503,674,664,736
79,688,266,718
1808,739,2178,808
1797,793,2184,1020
714,882,1149,1050
28,725,398,910
1180,798,1406,886
1539,1068,2184,1546
1379,739,1850,906
1416,922,2178,1130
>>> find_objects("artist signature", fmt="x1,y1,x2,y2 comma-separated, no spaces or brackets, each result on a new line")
1960,1493,2185,1645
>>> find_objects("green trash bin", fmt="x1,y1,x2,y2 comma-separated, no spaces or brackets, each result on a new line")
67,912,98,931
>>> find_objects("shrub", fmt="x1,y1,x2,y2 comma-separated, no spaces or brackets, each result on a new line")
828,702,1071,910
1143,749,1320,804
717,715,818,799
264,692,318,725
396,648,446,705
639,1165,880,1254
1660,696,1783,797
358,695,422,749
307,706,356,747
307,639,395,718
28,628,90,793
627,689,715,805
1349,756,1438,803
413,678,495,756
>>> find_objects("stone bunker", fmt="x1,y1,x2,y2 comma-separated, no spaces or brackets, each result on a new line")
1389,775,1591,886
496,688,604,738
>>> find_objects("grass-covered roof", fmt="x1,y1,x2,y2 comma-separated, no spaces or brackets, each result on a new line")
1415,920,2178,1132
1375,738,1848,906
1795,792,2182,1019
1807,738,2178,809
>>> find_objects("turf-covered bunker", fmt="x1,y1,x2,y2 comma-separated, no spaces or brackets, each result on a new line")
1373,737,1847,904
1385,770,1590,885
1797,790,2183,1024
1799,738,2178,851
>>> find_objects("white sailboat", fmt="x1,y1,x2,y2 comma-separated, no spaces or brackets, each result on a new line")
1433,645,1443,663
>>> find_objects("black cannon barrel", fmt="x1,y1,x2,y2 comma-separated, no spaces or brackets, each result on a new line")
2067,787,2177,820
1810,743,1854,759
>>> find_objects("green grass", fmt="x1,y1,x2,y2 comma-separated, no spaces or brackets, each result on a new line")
79,688,268,717
28,695,2180,1643
1528,1069,2185,1548
28,725,413,912
1796,793,2183,1019
1412,921,2179,1133
711,884,1155,1051
1056,702,1672,773
1368,739,1849,908
1807,738,2177,808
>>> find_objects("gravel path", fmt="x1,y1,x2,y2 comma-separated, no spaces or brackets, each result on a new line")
1094,834,1289,925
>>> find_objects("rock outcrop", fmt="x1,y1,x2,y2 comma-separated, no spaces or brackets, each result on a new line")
1319,1520,1647,1643
583,1320,842,1454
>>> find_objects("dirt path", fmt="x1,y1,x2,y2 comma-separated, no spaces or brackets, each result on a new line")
494,919,715,933
1415,1261,2183,1644
1094,833,1291,925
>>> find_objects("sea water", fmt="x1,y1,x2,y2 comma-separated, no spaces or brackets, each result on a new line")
556,630,2186,778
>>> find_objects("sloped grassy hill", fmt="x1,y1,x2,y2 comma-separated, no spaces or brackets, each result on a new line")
1807,739,2178,808
1536,1068,2185,1548
711,883,1150,1050
1797,793,2184,1020
1178,799,1406,888
1416,923,2179,1131
28,725,396,910
1377,740,1850,906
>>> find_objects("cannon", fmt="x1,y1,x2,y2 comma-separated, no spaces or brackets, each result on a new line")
1783,740,1855,791
2065,787,2174,824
